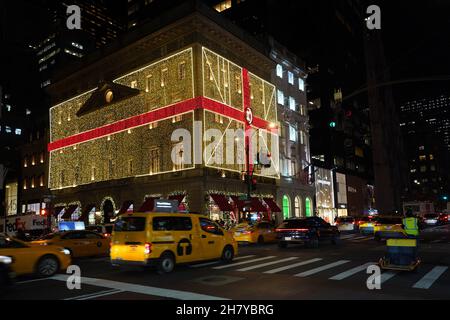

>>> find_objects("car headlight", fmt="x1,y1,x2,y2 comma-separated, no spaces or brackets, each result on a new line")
61,249,71,255
0,256,12,265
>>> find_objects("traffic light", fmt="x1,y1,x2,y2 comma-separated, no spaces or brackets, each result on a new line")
442,195,448,201
329,121,337,128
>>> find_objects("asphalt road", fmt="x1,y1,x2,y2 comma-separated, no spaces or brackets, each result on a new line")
3,225,450,300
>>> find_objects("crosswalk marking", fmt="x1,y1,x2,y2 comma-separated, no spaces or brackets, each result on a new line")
236,257,299,272
294,260,351,277
380,271,397,284
213,256,276,270
190,255,255,268
329,262,376,280
413,266,448,289
264,258,323,274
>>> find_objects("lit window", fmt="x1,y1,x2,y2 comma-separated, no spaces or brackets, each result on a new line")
214,0,232,13
289,125,298,142
429,154,434,160
419,155,426,161
5,126,11,133
277,90,284,105
419,146,425,151
276,64,283,78
40,175,44,187
288,72,294,85
24,157,28,168
131,80,138,89
40,152,44,163
23,179,27,190
15,129,22,135
299,78,305,91
289,97,296,111
31,155,36,166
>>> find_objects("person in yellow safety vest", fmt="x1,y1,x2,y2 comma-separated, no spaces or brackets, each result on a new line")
402,209,419,238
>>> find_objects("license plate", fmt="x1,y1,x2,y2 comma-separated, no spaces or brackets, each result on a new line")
284,237,292,241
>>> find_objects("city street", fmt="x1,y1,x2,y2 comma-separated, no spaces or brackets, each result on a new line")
4,225,450,300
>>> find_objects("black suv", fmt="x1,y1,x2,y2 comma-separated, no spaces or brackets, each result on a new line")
276,217,340,248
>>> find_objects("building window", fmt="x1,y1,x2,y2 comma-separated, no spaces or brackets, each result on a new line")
31,155,36,166
289,97,296,111
178,61,186,80
288,71,294,85
277,90,284,105
213,0,232,12
282,195,290,219
15,129,22,135
23,157,28,168
146,75,153,92
291,161,297,177
299,78,305,91
276,64,283,78
295,196,302,217
300,131,306,145
40,152,45,164
40,175,44,187
149,121,159,129
418,146,425,151
130,80,138,89
420,166,427,173
23,179,27,190
150,148,160,175
31,177,35,189
214,114,224,124
161,68,168,87
289,125,298,142
419,155,426,161
429,154,434,160
305,197,313,217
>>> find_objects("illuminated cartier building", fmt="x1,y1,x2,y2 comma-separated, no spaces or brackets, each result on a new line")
47,4,283,224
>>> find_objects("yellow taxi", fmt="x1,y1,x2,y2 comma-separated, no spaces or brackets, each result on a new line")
0,234,71,277
110,212,238,273
233,221,277,244
32,230,110,258
373,217,405,241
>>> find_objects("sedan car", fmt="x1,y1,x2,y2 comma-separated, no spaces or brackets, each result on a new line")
32,230,110,258
233,221,277,244
423,213,441,226
276,217,340,248
335,216,356,231
373,217,404,241
0,234,71,277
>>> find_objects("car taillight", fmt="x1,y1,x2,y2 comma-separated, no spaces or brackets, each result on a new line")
144,242,152,255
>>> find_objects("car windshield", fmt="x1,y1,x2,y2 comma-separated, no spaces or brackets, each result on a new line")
278,220,309,229
114,217,146,232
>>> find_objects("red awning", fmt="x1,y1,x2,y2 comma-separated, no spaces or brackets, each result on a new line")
61,205,78,220
210,194,233,212
169,195,185,205
138,198,157,212
250,198,268,212
263,198,282,213
78,204,95,221
53,206,65,217
231,196,245,211
118,201,133,215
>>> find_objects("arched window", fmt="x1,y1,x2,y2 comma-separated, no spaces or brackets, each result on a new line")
295,196,302,217
282,195,290,219
305,197,313,217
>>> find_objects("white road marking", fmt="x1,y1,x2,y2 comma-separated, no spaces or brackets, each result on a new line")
16,278,52,285
189,255,256,268
65,289,122,301
51,275,229,300
213,256,276,270
236,257,299,272
413,266,448,289
263,258,323,274
380,271,397,284
329,262,376,280
294,260,351,277
340,234,359,240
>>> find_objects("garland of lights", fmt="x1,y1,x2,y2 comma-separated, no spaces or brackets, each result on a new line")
100,196,116,213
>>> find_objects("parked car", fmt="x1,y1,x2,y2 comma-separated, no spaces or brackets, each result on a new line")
275,217,340,249
335,216,356,231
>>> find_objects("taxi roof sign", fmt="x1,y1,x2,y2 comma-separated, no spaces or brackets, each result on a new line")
154,200,179,213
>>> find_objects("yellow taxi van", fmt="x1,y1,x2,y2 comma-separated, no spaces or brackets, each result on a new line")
110,201,238,273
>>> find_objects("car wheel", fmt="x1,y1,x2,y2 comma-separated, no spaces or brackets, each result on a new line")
257,235,265,245
221,246,234,263
157,252,175,274
278,241,288,248
36,255,60,277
